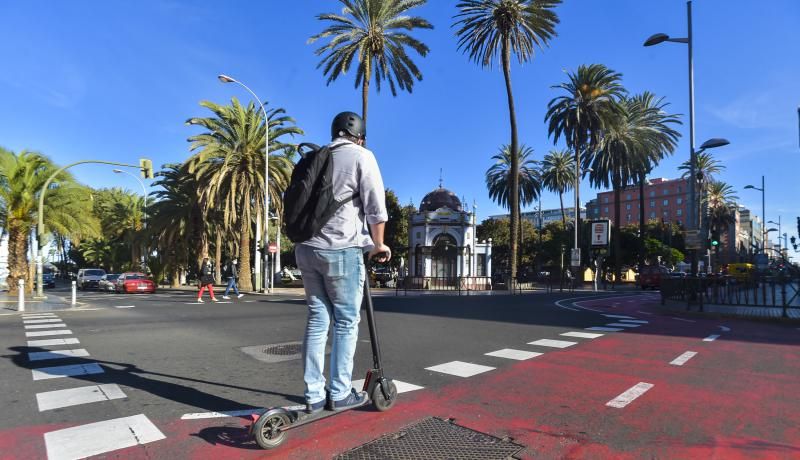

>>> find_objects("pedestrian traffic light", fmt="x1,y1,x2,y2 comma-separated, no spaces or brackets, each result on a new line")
710,231,719,248
139,158,153,179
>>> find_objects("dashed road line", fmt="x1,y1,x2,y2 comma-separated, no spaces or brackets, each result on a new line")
619,319,649,324
637,310,654,315
605,323,641,328
425,361,495,377
671,317,696,323
670,351,698,366
32,363,104,381
28,337,80,347
528,339,577,348
719,326,731,332
606,382,654,408
36,384,126,411
44,414,165,460
603,314,635,319
114,305,136,309
26,329,73,338
28,349,91,361
586,326,624,332
561,331,604,339
703,334,720,342
485,349,543,360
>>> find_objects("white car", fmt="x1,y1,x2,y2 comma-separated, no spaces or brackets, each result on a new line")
77,268,107,290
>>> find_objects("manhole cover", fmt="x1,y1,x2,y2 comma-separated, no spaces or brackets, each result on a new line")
240,342,330,364
336,417,524,460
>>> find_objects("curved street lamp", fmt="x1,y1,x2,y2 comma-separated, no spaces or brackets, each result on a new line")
744,176,766,256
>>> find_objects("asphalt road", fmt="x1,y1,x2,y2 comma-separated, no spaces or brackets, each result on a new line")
1,286,799,459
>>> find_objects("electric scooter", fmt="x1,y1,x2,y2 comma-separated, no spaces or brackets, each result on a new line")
251,254,398,449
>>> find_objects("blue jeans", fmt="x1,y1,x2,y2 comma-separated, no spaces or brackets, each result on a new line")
223,277,239,296
295,244,365,405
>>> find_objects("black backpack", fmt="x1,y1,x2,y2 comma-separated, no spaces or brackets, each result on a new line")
283,143,358,243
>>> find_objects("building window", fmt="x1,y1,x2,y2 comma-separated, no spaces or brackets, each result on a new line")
416,232,421,239
626,203,631,210
663,188,669,195
626,193,631,200
650,211,656,218
649,191,655,197
626,214,631,221
677,198,682,205
603,197,609,203
677,220,682,226
677,209,682,216
604,207,608,213
650,200,655,208
663,199,669,206
677,186,682,192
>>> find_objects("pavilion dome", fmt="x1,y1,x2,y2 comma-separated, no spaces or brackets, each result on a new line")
420,186,462,212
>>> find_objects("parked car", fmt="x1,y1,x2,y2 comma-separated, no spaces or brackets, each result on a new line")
115,272,156,294
35,272,56,289
99,274,119,292
77,268,107,290
638,265,670,290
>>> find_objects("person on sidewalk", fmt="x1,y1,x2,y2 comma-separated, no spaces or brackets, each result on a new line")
222,258,244,300
197,256,218,303
295,112,390,414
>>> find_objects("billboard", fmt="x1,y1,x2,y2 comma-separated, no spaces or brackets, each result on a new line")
591,220,610,247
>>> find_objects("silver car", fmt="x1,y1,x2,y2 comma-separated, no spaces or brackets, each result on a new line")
77,268,107,290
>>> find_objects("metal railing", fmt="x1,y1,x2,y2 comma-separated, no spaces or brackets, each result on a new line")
394,276,493,296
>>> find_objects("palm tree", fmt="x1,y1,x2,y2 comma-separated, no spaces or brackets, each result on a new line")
188,98,302,291
455,0,561,281
485,144,541,211
545,63,625,270
94,188,146,268
540,149,575,224
705,180,738,268
585,93,680,283
309,0,433,131
678,150,724,184
0,148,93,293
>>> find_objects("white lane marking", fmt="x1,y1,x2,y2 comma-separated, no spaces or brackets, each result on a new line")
586,327,624,332
28,338,80,347
180,409,261,420
25,323,67,329
44,414,165,460
561,331,604,339
352,378,425,393
26,329,73,338
603,314,635,319
670,351,698,366
23,319,64,324
528,339,577,348
718,326,731,332
29,349,90,361
425,361,495,377
485,349,543,360
637,311,654,315
114,305,135,309
671,317,696,323
703,334,720,342
37,384,126,411
606,382,654,408
22,314,58,318
619,319,649,324
606,323,640,328
32,363,104,380
553,299,579,311
184,302,203,305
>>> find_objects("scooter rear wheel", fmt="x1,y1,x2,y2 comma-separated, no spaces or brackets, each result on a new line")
371,379,398,412
253,408,291,449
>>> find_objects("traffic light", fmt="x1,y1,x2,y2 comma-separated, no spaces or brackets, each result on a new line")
139,158,153,179
710,231,719,248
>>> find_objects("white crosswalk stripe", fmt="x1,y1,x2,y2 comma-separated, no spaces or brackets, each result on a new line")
528,339,577,348
561,331,604,339
26,330,73,338
44,414,165,460
28,349,90,361
28,338,80,347
25,323,67,329
23,319,64,324
485,349,543,360
36,384,126,411
586,326,624,332
426,361,495,377
32,363,104,381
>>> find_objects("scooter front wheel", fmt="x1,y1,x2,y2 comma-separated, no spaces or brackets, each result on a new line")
371,379,398,412
253,408,292,449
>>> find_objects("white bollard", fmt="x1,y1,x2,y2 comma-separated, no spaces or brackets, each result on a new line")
18,279,24,312
71,281,77,306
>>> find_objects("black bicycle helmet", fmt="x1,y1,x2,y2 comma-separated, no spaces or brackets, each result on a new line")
331,111,366,140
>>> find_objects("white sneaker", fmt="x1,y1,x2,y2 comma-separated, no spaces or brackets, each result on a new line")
211,298,218,302
197,298,204,303
237,294,244,298
222,296,230,300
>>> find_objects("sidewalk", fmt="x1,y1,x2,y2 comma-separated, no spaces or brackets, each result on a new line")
0,292,75,314
660,299,800,322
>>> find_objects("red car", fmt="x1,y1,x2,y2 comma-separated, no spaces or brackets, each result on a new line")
115,272,156,294
638,265,670,290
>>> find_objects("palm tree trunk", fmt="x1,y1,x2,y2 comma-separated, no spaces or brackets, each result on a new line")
7,220,30,295
215,229,222,285
613,177,622,286
638,174,646,275
238,205,253,291
501,38,519,282
361,57,371,146
573,130,582,271
559,192,566,225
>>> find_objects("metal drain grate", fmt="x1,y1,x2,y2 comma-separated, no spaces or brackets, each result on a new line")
336,417,524,460
240,342,330,364
264,343,303,356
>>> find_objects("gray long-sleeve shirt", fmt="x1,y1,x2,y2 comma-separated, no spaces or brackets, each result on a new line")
301,138,388,250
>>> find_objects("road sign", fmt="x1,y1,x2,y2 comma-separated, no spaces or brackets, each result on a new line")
268,242,277,254
591,220,610,247
570,248,581,267
684,230,702,250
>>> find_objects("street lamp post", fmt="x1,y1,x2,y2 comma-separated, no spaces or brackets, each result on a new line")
769,217,782,256
644,5,730,277
113,168,148,270
744,175,766,257
218,74,271,293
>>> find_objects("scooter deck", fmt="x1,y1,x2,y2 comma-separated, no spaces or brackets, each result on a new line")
251,398,371,432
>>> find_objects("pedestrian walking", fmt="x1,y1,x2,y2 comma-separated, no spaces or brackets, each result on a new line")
284,111,390,414
222,258,244,299
197,256,218,303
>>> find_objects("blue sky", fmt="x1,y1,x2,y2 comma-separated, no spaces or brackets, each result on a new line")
1,1,798,240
